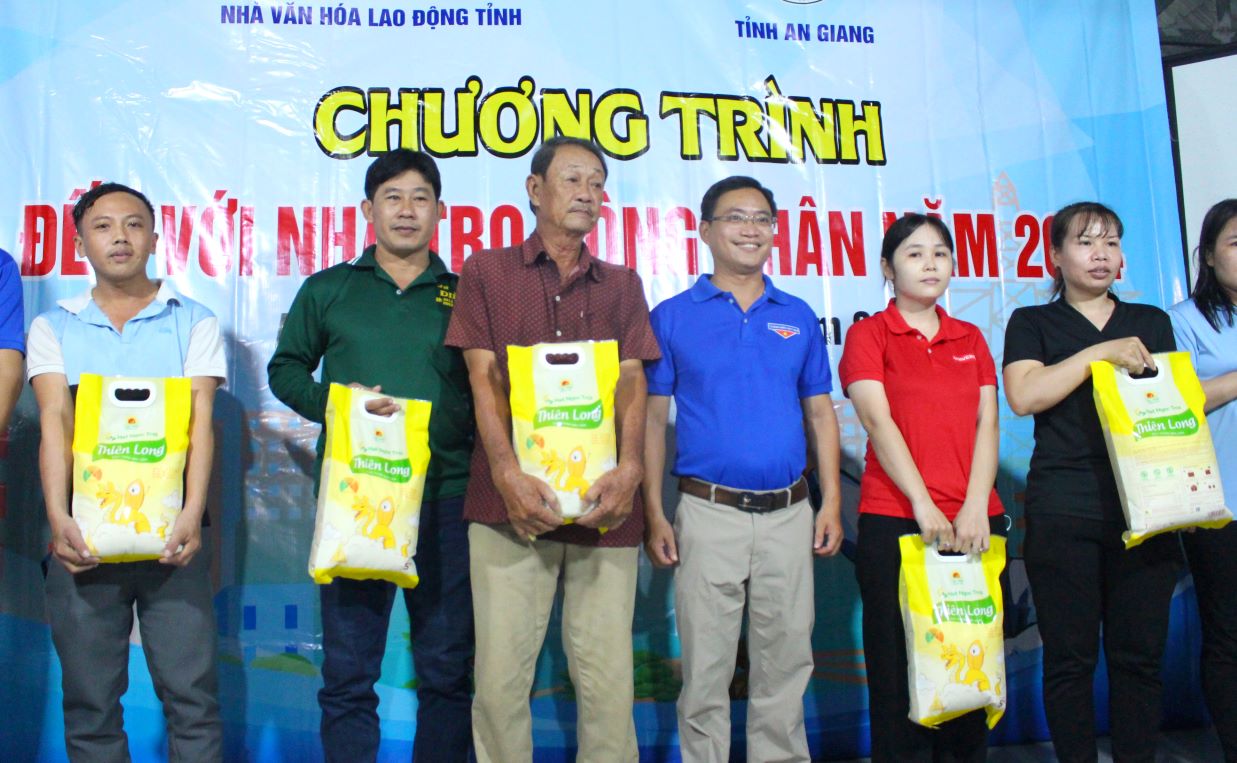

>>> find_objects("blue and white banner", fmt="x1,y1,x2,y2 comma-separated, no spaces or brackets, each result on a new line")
0,1,1201,760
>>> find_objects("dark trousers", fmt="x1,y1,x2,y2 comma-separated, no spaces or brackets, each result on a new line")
855,513,1004,763
1024,514,1182,763
45,541,222,763
318,496,474,763
1184,522,1237,762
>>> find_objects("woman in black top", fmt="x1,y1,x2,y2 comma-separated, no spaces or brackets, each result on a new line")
1003,202,1181,763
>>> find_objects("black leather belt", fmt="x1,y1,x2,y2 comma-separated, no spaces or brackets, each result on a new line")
678,477,808,513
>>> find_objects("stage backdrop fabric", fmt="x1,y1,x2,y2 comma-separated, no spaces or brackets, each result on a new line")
0,1,1205,760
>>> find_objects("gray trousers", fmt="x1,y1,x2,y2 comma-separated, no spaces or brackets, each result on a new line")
45,542,222,763
674,493,816,763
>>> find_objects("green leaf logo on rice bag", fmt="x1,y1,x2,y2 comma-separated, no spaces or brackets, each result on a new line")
308,384,432,588
71,375,191,562
508,341,619,520
899,535,1007,729
1091,352,1232,548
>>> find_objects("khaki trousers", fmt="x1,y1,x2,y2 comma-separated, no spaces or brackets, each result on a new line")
469,522,639,763
674,493,815,763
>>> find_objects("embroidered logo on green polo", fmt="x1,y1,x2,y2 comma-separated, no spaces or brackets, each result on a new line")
436,283,455,307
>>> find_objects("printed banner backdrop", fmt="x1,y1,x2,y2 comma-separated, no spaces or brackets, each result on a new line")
0,1,1206,760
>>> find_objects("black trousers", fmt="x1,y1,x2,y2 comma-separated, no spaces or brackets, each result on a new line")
855,513,1005,763
1184,521,1237,762
1024,514,1182,763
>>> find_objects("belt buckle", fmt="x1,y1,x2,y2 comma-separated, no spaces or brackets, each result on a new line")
738,491,756,510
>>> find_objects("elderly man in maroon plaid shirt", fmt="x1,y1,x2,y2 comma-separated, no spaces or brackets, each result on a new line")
445,136,660,763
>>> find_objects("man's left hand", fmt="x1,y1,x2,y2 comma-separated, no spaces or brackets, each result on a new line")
576,462,642,531
160,513,203,566
813,509,843,557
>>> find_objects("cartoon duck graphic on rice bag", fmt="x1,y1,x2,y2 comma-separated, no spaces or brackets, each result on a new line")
308,384,430,588
508,341,620,520
902,535,1007,728
72,376,191,561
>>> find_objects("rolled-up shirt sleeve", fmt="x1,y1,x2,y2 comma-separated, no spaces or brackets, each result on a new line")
444,255,493,352
185,315,228,384
25,315,63,380
616,270,660,363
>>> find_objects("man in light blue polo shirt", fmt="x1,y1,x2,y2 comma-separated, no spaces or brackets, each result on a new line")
28,182,226,762
642,176,843,763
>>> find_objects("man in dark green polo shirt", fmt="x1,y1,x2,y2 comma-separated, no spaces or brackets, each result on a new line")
268,149,474,763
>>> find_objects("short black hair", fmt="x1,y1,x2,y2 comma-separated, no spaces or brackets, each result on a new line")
700,176,776,221
72,183,155,229
880,213,954,267
1048,201,1123,300
364,149,442,201
530,136,608,180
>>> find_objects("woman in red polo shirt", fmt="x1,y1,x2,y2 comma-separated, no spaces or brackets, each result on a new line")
840,213,1004,762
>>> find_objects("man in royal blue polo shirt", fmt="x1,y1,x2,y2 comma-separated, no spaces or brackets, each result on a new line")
0,248,25,433
642,176,843,763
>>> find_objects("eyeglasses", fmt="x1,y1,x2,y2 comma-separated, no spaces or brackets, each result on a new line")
705,213,776,229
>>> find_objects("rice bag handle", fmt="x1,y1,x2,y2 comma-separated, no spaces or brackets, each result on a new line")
106,380,157,408
1119,363,1162,383
538,343,584,368
356,395,402,422
927,541,982,561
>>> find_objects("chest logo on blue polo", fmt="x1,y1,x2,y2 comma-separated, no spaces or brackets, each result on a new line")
767,323,800,339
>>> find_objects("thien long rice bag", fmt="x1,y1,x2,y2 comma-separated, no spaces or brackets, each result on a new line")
309,383,431,588
72,375,191,562
508,340,619,520
899,534,1007,728
1091,351,1231,548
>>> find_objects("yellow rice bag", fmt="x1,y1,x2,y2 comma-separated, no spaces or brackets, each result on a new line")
309,383,431,588
1091,352,1231,548
72,375,191,562
899,535,1007,729
508,340,619,520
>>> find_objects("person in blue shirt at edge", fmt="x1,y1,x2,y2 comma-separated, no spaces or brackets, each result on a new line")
27,182,227,762
267,149,475,763
1169,198,1237,763
642,175,844,763
0,247,25,434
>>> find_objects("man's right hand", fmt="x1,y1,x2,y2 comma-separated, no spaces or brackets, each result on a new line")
49,514,99,573
643,514,679,567
495,466,564,540
348,383,400,416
